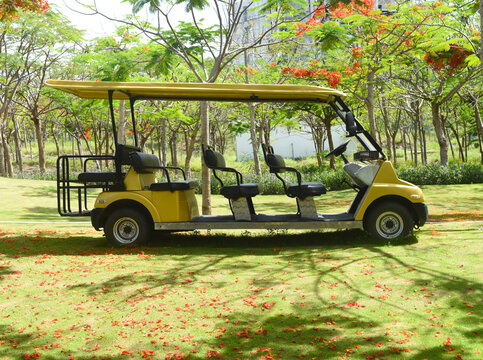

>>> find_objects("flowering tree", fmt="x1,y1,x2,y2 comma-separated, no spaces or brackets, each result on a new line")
393,1,481,166
0,0,49,21
288,0,481,166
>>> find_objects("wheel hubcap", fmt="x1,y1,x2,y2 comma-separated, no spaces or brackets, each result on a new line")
113,217,140,244
376,211,403,239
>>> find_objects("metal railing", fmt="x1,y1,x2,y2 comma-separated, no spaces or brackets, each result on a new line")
56,155,116,216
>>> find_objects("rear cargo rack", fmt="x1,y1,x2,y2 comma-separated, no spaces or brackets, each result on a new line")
57,155,116,216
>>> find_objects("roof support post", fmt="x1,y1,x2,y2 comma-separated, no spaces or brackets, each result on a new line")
129,98,139,148
108,90,118,146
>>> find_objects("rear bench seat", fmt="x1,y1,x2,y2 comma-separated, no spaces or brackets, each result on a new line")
129,151,198,191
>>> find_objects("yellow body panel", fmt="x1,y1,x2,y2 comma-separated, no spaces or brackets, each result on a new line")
94,167,199,222
354,161,425,221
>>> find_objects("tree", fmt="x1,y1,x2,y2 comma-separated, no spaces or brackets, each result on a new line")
300,0,481,166
0,10,79,175
0,0,49,21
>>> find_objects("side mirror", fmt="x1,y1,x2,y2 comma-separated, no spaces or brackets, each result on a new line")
345,112,357,136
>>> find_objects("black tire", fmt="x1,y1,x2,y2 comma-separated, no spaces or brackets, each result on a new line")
105,208,152,246
364,201,414,241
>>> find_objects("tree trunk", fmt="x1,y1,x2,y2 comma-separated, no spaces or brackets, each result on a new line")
200,100,211,215
170,136,178,166
52,130,60,157
313,131,323,167
184,124,199,179
380,97,393,160
421,122,427,164
249,103,261,176
33,116,46,173
0,128,5,176
324,119,336,170
118,100,126,145
161,120,167,167
1,130,13,176
468,93,483,164
366,69,377,138
12,115,23,174
447,122,464,162
402,130,408,162
430,102,449,166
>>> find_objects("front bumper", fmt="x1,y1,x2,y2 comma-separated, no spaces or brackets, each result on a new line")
413,203,428,227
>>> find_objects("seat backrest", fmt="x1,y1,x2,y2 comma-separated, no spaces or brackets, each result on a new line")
265,153,287,173
202,146,226,169
116,144,142,166
262,144,286,173
129,151,162,174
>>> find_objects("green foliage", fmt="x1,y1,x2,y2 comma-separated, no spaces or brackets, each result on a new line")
397,163,483,185
309,21,351,51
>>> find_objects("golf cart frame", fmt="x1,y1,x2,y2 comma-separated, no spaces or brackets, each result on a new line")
47,80,427,246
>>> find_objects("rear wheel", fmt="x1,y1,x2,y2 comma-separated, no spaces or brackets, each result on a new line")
364,202,414,241
105,208,152,246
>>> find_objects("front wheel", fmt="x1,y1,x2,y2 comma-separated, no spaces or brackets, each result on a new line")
364,202,414,241
105,208,152,246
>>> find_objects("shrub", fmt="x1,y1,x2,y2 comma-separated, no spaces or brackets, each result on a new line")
201,163,483,195
397,163,483,185
197,167,350,195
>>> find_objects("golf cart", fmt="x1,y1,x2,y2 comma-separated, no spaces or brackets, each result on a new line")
46,80,428,246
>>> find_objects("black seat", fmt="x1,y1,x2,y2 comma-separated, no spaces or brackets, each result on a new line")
149,181,198,191
77,172,118,183
202,145,259,200
262,144,326,199
129,151,198,191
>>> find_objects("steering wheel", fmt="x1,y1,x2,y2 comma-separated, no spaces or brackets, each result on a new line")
324,139,351,158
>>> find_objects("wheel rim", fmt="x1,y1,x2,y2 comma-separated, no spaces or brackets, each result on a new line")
113,217,140,244
375,211,404,239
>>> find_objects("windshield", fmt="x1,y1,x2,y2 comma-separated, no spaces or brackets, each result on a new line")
355,132,377,152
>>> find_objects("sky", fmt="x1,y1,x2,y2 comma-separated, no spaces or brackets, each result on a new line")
49,0,135,38
49,0,213,39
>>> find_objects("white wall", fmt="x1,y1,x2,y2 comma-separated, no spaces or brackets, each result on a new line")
236,125,357,161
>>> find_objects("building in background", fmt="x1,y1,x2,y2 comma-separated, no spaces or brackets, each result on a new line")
235,124,356,161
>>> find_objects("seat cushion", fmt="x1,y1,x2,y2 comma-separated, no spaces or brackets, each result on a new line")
149,180,198,191
77,172,118,183
220,183,259,199
287,182,326,198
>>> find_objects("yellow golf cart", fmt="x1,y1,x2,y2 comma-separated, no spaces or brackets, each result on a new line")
46,80,427,246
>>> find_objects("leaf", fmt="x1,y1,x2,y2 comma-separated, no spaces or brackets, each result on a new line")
428,42,451,53
309,21,351,51
464,54,481,66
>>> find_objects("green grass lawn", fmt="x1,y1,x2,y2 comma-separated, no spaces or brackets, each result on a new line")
1,177,482,222
0,178,482,359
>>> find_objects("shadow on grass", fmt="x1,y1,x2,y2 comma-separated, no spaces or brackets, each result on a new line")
25,185,58,198
23,207,93,222
428,213,483,221
1,226,481,359
0,229,418,257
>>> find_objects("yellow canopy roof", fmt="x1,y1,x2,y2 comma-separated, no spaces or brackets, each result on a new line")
45,80,346,103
